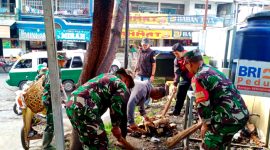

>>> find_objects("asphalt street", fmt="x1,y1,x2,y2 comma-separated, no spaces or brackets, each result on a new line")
0,72,24,150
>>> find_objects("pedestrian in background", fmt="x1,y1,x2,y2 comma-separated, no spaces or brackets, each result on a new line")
129,44,137,60
169,43,193,116
134,38,156,108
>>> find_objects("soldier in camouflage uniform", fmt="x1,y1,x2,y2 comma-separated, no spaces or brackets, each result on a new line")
65,68,135,150
35,64,48,81
42,52,68,150
183,50,249,150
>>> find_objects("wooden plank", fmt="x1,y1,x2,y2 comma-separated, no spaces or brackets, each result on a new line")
42,0,65,149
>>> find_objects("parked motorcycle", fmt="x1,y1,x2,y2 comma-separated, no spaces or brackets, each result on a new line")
0,59,14,73
14,80,47,149
13,81,33,115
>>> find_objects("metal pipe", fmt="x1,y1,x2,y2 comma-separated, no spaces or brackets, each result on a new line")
124,0,129,69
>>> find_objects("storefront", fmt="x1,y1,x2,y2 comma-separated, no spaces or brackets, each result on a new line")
0,20,20,57
119,13,223,49
16,19,92,52
121,29,198,48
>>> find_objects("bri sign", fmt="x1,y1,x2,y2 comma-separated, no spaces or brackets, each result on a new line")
235,60,270,97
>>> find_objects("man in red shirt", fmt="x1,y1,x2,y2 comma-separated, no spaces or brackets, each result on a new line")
169,43,193,116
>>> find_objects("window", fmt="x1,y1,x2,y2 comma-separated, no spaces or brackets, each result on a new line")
195,4,211,9
63,42,87,50
38,58,48,67
0,0,15,14
130,2,158,13
22,0,43,14
2,40,20,48
160,3,185,15
57,0,89,16
15,59,32,69
71,56,83,68
65,59,71,68
22,0,89,15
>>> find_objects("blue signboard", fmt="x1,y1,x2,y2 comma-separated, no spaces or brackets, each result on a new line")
56,30,90,42
19,28,91,42
168,15,224,27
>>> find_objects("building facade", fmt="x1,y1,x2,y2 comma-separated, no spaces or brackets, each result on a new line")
0,0,18,57
17,0,93,52
0,0,93,57
121,0,235,48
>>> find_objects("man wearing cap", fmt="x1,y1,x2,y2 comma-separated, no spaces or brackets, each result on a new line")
170,43,193,116
42,52,68,150
135,38,156,108
127,80,166,131
35,64,48,81
65,68,135,149
183,49,249,149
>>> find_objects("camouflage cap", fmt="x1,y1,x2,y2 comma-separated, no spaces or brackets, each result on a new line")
37,64,46,71
183,49,202,62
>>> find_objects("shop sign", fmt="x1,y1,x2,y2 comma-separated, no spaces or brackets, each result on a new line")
3,40,11,48
122,29,172,39
0,26,11,38
168,15,224,27
172,31,192,39
19,28,91,42
235,60,270,97
19,28,46,41
56,30,90,42
129,13,168,24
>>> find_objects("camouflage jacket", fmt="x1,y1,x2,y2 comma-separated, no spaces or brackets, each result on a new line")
71,73,127,127
191,64,249,126
42,71,52,106
41,70,62,106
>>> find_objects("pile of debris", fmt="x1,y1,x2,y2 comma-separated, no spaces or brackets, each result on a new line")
232,121,265,147
129,116,178,140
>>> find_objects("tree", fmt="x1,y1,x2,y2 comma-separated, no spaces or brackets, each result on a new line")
69,1,128,149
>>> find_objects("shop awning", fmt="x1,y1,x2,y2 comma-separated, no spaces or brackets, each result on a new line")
0,20,16,38
0,20,15,26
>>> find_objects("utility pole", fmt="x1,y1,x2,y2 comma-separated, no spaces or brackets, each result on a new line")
201,0,209,54
203,0,209,30
124,0,129,69
42,0,65,150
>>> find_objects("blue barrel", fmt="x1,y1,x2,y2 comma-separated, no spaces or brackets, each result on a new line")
233,11,270,61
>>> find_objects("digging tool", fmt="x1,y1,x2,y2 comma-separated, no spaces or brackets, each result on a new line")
118,137,136,150
161,91,176,117
166,122,202,148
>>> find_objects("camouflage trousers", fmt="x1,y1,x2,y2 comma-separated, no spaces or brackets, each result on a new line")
202,120,247,150
66,96,108,150
44,104,54,133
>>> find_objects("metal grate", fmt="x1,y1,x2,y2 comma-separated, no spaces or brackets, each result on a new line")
23,0,43,14
22,0,89,15
57,0,89,15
